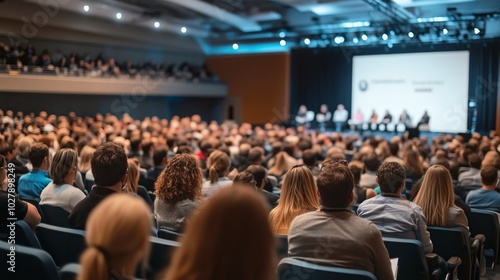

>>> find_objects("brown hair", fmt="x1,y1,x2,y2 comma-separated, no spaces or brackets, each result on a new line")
206,150,231,184
50,148,78,185
164,187,276,280
377,162,406,194
124,158,140,193
28,142,49,168
481,165,498,186
155,153,202,203
78,146,95,173
233,171,257,189
317,163,355,208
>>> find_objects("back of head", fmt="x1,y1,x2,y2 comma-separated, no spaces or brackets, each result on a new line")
388,142,399,157
247,147,264,163
125,158,140,193
348,161,363,185
78,146,96,172
468,153,482,169
233,171,257,189
363,153,381,172
246,165,267,188
165,187,276,280
155,153,202,203
207,150,231,184
414,165,454,226
18,136,35,157
239,143,251,158
404,150,424,174
481,165,498,186
78,194,151,280
91,142,128,187
317,163,355,208
377,162,406,194
153,148,168,166
283,142,295,157
28,142,49,168
302,149,317,167
50,148,78,185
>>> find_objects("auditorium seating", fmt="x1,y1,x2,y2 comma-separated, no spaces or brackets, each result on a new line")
14,220,42,249
145,236,180,279
0,240,59,280
35,223,86,268
60,263,81,280
468,209,500,268
277,257,377,280
157,228,183,241
39,204,71,228
276,235,288,260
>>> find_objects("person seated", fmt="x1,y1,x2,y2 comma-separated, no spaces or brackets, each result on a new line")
78,194,151,280
68,143,128,230
295,105,309,127
381,110,392,124
232,171,258,189
418,110,430,128
302,149,320,177
40,149,86,213
9,136,33,176
202,150,232,198
246,165,279,209
348,161,376,204
0,155,41,238
357,162,433,253
458,153,482,187
466,165,500,213
316,104,332,132
123,158,152,206
146,148,168,191
18,142,52,200
163,187,276,280
369,110,378,124
399,110,412,127
288,162,394,279
384,142,404,165
403,150,425,182
333,104,348,132
359,153,380,189
154,154,202,232
269,165,319,235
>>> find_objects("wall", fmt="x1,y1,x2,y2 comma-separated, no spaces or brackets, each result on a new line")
206,53,290,125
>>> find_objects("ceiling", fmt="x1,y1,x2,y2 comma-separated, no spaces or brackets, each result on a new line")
15,0,500,54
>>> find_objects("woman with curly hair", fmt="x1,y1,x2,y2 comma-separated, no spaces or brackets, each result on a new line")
154,153,203,232
269,165,319,235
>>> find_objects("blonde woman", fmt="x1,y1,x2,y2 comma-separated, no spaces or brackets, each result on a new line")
78,194,151,280
40,148,86,213
78,146,95,174
154,154,203,232
124,158,152,206
164,187,276,280
268,151,289,178
269,165,319,235
414,165,468,231
202,150,232,197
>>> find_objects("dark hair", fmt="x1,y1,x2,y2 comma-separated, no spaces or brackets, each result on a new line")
130,138,141,152
283,142,295,157
246,165,267,188
302,149,317,167
233,171,257,188
316,163,354,208
481,165,498,186
141,140,153,154
468,153,482,169
348,162,363,184
153,148,168,166
363,153,381,172
377,162,406,194
28,143,49,168
248,147,264,163
91,142,128,187
389,143,399,157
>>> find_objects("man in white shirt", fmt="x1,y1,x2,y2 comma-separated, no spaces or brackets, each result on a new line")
333,104,348,132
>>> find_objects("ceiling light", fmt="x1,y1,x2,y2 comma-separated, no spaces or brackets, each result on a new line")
279,31,286,38
83,5,89,12
280,39,286,46
382,33,388,40
408,31,414,38
181,27,187,33
334,36,344,44
361,34,368,41
304,38,310,45
116,12,122,19
232,43,239,50
154,22,160,28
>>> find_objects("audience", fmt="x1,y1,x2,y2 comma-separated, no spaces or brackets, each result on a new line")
288,162,394,279
458,153,483,187
18,142,52,200
40,148,86,213
246,165,279,208
269,165,319,235
154,154,202,232
359,153,380,188
78,194,151,280
466,165,500,212
357,162,433,253
232,171,258,188
146,148,168,189
164,187,276,280
68,142,128,230
124,158,152,206
348,161,376,204
202,150,232,197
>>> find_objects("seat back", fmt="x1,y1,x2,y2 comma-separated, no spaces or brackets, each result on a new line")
20,197,40,208
35,223,86,268
277,258,376,280
137,185,153,206
141,236,180,279
14,220,41,248
157,228,182,241
383,237,429,280
427,226,472,280
39,204,71,228
468,209,500,266
0,240,59,280
60,263,81,280
276,235,288,260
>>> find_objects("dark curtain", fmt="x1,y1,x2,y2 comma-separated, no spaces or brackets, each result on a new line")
290,41,499,133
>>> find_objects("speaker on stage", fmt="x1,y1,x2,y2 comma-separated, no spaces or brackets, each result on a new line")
406,128,420,139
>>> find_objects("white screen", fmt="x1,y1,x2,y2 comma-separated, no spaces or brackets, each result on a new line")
352,51,470,133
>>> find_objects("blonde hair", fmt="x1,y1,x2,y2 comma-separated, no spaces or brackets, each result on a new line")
164,187,276,280
50,148,78,185
268,151,288,176
414,165,456,227
206,150,231,184
78,146,95,173
269,166,319,234
78,194,151,280
124,158,140,193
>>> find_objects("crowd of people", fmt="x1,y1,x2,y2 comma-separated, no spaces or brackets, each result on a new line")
1,108,500,279
0,41,215,81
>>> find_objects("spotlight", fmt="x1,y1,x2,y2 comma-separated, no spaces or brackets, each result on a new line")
353,37,359,44
474,28,480,34
408,31,414,38
279,31,286,38
116,12,122,19
154,22,160,28
334,36,344,44
232,43,239,50
304,38,310,45
83,5,89,12
382,33,388,40
443,28,448,35
280,39,286,46
181,27,187,33
361,34,368,41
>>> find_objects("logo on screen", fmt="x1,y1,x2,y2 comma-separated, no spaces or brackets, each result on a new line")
359,80,368,91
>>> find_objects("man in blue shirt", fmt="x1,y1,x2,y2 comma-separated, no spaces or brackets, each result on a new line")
18,143,52,200
466,165,500,213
